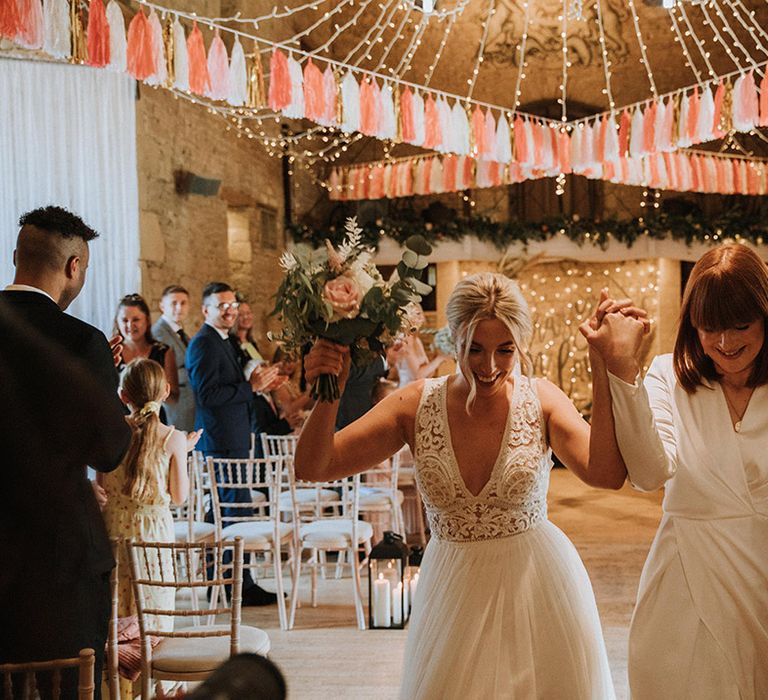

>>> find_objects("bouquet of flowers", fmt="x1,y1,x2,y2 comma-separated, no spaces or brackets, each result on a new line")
272,217,433,401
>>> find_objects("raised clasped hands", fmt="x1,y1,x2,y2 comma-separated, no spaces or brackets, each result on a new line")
303,339,351,394
579,288,652,382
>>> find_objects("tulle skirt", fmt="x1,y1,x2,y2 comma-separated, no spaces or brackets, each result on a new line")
399,520,615,699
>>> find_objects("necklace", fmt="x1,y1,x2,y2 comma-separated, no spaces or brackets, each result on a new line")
721,384,754,432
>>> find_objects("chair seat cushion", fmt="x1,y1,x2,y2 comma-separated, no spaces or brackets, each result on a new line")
359,487,405,508
279,488,340,511
299,519,373,548
174,521,216,543
222,521,294,547
151,624,270,674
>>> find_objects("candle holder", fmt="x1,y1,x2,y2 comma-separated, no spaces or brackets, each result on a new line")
368,531,410,629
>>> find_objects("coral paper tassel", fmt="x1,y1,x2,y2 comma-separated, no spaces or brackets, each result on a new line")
126,10,155,81
618,110,631,157
186,22,210,95
206,30,230,100
16,0,43,49
359,79,378,136
0,0,19,41
268,49,291,111
686,88,700,144
400,87,416,143
423,95,441,150
513,116,527,164
760,72,768,127
471,107,485,157
303,58,324,121
86,0,110,67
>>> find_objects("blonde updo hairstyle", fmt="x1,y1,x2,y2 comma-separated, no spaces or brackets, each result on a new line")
446,272,533,413
119,358,168,502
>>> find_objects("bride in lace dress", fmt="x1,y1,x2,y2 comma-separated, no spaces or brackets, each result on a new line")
296,273,643,699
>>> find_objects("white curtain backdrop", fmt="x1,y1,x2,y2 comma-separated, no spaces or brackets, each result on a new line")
0,57,139,333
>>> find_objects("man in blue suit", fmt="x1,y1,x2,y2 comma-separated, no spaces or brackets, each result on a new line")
187,282,282,606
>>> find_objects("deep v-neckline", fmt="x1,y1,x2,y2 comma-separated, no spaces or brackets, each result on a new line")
441,376,516,498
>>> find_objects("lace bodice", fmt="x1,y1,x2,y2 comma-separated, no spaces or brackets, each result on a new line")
414,376,552,542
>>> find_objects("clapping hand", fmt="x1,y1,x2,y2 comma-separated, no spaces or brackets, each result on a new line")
249,363,287,392
186,429,203,452
108,334,124,368
91,481,108,509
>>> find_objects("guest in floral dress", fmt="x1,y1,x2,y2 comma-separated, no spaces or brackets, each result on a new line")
101,359,199,634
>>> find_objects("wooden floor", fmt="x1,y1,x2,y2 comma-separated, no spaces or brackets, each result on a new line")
244,470,663,699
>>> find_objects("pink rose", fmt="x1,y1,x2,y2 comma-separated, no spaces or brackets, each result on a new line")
323,274,362,321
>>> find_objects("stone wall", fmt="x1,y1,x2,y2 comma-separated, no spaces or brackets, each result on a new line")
135,82,319,348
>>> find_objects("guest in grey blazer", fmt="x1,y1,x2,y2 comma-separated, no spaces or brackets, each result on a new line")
152,284,196,431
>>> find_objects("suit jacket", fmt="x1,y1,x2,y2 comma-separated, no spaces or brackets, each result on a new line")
336,355,387,430
250,394,292,458
187,323,252,454
151,316,196,432
0,291,131,585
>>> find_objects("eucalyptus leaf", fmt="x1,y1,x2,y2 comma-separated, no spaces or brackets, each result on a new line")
407,277,432,295
402,250,419,268
405,235,432,256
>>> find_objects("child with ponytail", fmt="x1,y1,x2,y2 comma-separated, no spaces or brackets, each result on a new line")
100,358,200,633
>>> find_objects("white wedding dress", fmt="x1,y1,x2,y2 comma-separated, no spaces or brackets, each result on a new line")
399,376,615,699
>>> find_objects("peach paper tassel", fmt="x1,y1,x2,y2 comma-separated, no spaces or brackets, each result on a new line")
303,58,324,121
712,81,726,139
443,154,458,192
206,30,229,100
471,107,485,156
320,66,336,126
268,49,291,111
16,0,43,49
423,96,441,150
144,9,165,86
126,9,155,81
0,0,20,41
733,71,759,133
400,87,416,143
359,79,379,136
86,0,110,67
642,102,656,155
513,116,527,164
618,109,630,157
759,72,768,127
686,88,700,144
483,110,496,160
186,22,210,96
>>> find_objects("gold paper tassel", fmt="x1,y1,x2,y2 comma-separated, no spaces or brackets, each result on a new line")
163,16,175,88
394,84,402,143
246,40,266,108
670,93,682,146
335,70,344,126
720,79,734,134
69,0,87,64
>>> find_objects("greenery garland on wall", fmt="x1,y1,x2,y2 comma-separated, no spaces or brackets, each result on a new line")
288,207,768,251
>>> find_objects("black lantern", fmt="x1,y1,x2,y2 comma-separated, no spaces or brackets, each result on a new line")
406,545,423,607
368,531,410,629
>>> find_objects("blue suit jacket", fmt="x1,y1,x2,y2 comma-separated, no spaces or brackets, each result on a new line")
187,323,252,454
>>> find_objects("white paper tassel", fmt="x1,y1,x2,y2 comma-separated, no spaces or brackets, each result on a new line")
494,114,512,164
697,86,715,144
412,91,425,147
481,110,496,162
378,83,397,140
283,55,304,119
43,0,70,58
226,37,247,106
581,122,594,170
340,71,360,133
451,101,470,156
629,107,645,158
653,99,667,153
171,18,188,91
603,117,619,163
105,0,126,72
570,125,583,172
732,72,758,133
436,97,451,154
144,10,166,86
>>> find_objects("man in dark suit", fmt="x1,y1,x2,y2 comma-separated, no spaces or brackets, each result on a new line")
186,282,283,606
152,284,196,431
335,354,388,431
0,206,132,699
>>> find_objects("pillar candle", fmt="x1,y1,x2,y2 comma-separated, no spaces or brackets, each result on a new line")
392,582,403,625
373,573,391,627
